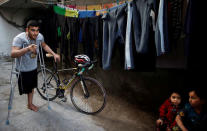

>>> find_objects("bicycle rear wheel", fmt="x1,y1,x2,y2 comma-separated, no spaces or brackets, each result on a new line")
37,68,58,101
70,77,106,115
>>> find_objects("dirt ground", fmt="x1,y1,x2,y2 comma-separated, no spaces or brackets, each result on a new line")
0,56,157,131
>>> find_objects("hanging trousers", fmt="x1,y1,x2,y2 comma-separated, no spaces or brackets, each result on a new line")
79,16,100,60
66,17,79,60
125,1,134,70
155,0,169,56
132,0,155,53
102,5,127,70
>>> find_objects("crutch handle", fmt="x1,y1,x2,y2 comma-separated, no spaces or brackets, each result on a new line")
46,53,53,58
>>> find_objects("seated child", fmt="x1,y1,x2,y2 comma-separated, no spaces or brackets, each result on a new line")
156,89,182,131
176,87,207,131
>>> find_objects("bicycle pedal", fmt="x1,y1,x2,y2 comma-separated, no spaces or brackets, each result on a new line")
60,97,67,102
58,94,64,98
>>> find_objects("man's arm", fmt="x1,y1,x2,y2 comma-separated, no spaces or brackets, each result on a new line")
11,44,37,58
41,42,60,62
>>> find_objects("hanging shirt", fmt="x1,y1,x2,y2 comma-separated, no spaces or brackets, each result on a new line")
78,11,96,18
53,5,66,16
65,9,78,17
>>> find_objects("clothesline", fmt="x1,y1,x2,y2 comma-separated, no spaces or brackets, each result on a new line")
56,0,132,13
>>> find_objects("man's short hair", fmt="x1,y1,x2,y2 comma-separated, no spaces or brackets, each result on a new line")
26,20,39,28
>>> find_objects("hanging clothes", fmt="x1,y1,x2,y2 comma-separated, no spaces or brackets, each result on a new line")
124,0,156,71
102,4,127,70
125,1,134,70
41,8,59,51
79,16,100,60
66,17,80,61
65,9,78,17
60,18,69,59
53,5,66,16
132,0,155,54
185,0,206,71
155,0,169,56
167,0,183,44
78,10,96,18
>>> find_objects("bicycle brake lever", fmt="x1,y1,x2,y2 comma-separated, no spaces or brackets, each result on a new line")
88,64,94,70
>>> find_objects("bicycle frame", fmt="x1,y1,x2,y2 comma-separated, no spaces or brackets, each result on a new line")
57,69,78,90
41,56,97,100
46,65,89,95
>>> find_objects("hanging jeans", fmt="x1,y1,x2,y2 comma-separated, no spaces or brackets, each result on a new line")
66,17,79,60
102,5,127,70
155,0,169,56
58,16,69,58
61,18,69,58
125,1,134,70
132,0,154,53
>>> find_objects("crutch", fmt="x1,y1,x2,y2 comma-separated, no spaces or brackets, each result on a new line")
38,44,51,110
6,56,22,125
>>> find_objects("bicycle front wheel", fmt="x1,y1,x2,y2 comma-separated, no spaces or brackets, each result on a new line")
70,77,106,115
37,68,58,101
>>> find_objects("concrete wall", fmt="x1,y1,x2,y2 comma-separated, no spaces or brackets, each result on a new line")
0,7,47,56
0,13,21,56
88,53,186,115
156,37,187,69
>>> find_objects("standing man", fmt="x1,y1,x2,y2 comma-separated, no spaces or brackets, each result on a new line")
11,20,60,112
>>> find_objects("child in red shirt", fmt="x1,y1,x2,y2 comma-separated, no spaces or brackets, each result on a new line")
156,89,182,131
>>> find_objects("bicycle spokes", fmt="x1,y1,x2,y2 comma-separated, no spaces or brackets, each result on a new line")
70,77,106,114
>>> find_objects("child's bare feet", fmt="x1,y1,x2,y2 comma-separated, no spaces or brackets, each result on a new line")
28,104,38,112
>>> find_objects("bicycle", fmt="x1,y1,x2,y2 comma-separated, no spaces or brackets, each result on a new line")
37,54,106,115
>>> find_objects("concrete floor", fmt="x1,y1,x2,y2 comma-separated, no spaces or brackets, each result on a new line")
0,56,156,131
